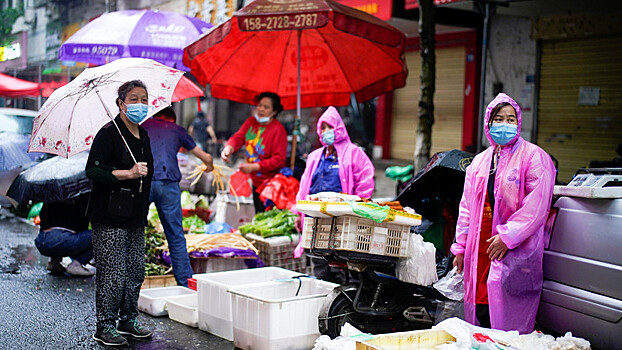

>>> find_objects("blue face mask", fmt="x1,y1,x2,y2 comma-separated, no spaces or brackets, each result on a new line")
321,129,335,145
254,113,271,124
489,123,518,145
124,103,149,124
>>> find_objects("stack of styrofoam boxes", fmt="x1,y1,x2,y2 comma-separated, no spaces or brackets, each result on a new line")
245,233,310,274
228,278,339,350
194,267,300,341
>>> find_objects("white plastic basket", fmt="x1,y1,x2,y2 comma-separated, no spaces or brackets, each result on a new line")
302,216,410,257
137,286,195,316
166,293,199,327
194,267,300,341
228,278,339,350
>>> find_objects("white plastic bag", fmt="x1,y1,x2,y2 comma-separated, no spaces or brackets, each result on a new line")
433,266,464,301
396,233,438,285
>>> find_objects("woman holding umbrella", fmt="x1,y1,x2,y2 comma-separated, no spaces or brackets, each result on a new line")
220,92,288,213
451,93,555,334
85,80,154,346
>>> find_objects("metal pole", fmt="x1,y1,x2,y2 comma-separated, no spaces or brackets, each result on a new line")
289,30,302,169
476,2,490,152
37,65,42,108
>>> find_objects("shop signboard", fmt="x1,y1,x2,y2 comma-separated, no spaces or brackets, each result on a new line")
0,31,27,71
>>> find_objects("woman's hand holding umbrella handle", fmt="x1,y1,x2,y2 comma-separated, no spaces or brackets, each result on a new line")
130,162,148,179
453,254,464,274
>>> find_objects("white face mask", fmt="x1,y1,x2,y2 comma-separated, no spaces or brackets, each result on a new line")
254,113,271,123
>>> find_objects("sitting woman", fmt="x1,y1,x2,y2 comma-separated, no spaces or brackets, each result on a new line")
294,106,375,281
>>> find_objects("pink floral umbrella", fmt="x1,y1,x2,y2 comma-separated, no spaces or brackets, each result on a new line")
28,58,186,158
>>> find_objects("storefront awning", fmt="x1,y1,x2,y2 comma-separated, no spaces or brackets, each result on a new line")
0,72,39,97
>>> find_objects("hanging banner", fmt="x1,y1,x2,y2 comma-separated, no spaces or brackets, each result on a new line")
405,0,465,10
0,31,27,71
187,0,236,26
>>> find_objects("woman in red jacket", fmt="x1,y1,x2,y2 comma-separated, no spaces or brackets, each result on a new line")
221,92,287,212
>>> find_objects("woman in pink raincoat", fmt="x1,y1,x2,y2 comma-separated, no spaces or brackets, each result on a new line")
293,106,374,280
451,93,555,334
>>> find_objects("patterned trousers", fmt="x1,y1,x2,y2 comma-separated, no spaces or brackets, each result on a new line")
92,223,145,330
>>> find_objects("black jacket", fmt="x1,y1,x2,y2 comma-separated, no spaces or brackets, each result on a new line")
85,115,153,228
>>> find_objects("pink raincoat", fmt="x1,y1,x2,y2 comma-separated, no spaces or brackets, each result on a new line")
450,93,555,334
293,106,375,257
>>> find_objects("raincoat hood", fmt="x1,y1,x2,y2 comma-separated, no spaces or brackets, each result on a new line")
317,106,351,146
484,93,522,147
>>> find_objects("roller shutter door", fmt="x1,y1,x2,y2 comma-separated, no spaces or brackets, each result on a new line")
391,47,465,160
537,35,622,182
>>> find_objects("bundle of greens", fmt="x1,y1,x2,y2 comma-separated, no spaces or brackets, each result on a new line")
144,225,170,276
238,209,296,238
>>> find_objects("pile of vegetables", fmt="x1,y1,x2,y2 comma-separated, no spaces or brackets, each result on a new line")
239,209,297,238
182,215,206,231
145,205,170,276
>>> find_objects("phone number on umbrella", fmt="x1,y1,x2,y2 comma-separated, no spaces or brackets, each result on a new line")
239,13,327,31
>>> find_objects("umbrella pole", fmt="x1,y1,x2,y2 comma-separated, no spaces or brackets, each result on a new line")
93,85,144,192
290,30,302,170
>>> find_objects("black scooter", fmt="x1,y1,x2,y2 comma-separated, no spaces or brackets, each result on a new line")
305,219,454,338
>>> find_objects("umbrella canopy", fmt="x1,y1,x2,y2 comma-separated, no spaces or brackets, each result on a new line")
0,134,32,172
183,0,407,111
6,151,91,205
59,10,212,71
0,72,39,97
396,149,473,211
172,75,204,102
28,58,187,158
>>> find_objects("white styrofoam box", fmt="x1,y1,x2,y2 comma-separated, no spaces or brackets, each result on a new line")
212,192,255,228
228,278,339,350
166,294,199,327
195,267,300,341
138,286,195,316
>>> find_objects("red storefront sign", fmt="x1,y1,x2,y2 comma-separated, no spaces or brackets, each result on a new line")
335,0,392,21
405,0,465,10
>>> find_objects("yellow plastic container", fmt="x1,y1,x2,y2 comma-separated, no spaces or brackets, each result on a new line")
355,329,456,350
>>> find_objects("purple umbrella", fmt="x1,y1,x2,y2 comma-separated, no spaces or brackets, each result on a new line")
58,10,212,71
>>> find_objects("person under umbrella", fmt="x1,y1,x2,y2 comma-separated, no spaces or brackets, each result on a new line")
142,107,214,287
188,111,217,151
451,93,555,334
86,80,153,346
220,92,288,213
34,193,94,277
292,106,374,281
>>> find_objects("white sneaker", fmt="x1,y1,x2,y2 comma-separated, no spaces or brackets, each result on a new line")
66,260,95,277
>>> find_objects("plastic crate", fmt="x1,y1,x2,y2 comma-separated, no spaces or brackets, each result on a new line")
188,278,197,291
302,216,410,257
190,256,249,274
194,267,300,341
166,294,199,327
138,286,195,316
245,233,309,273
228,278,339,350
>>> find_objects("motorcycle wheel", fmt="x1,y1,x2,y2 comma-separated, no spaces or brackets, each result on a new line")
322,289,364,338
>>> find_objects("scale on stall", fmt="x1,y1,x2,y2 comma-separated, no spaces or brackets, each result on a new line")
554,168,622,198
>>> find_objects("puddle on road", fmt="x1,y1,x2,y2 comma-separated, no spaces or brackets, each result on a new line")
1,244,46,274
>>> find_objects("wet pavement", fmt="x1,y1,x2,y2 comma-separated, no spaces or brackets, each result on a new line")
0,216,235,350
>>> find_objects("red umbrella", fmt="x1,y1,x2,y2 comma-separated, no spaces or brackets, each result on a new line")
183,0,407,111
172,75,204,102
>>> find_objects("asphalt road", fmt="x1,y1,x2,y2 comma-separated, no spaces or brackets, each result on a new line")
0,216,235,350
